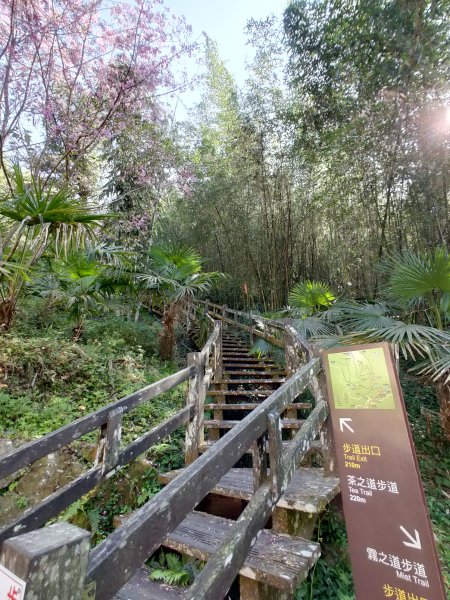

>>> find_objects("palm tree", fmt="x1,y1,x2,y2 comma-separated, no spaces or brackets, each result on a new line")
31,248,126,340
0,166,108,330
138,244,223,359
318,248,450,437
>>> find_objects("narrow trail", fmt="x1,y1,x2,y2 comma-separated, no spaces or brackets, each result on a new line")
116,330,340,600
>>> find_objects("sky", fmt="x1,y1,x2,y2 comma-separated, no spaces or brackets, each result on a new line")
164,0,288,119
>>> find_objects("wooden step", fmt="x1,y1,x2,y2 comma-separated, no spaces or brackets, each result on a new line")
206,402,312,410
205,419,305,429
223,357,275,363
212,378,286,384
114,567,182,599
207,390,277,397
164,511,320,592
198,440,323,455
222,370,287,377
223,364,280,370
160,468,340,514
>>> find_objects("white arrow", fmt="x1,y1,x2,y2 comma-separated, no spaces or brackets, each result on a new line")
339,417,355,433
400,526,422,550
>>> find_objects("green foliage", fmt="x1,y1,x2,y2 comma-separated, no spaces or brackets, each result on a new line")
288,280,335,315
296,508,354,600
383,247,450,331
149,551,203,587
0,305,181,440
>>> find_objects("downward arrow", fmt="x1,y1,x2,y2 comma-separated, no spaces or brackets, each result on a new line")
400,526,422,550
339,417,355,433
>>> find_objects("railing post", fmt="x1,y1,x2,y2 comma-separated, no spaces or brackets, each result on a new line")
313,368,339,477
0,522,91,600
185,352,206,465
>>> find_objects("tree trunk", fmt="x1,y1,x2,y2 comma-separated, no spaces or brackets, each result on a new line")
436,382,450,441
0,297,16,332
159,303,177,360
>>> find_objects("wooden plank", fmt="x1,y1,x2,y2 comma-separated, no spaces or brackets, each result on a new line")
223,364,280,370
268,411,283,497
0,367,194,480
0,406,192,546
207,390,277,397
185,353,205,465
252,433,268,491
222,370,286,376
102,408,123,474
204,419,305,429
166,510,320,595
206,403,311,410
212,379,286,385
114,567,183,600
159,467,339,514
223,357,275,363
86,358,320,599
281,401,329,492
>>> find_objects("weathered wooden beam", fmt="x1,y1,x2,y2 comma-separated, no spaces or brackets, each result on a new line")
185,482,274,600
101,408,123,474
0,406,192,547
268,411,283,498
282,401,329,491
86,358,320,599
252,433,268,492
185,353,206,465
0,366,194,480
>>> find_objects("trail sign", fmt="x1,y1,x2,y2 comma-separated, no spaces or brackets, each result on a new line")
323,343,446,600
0,564,26,600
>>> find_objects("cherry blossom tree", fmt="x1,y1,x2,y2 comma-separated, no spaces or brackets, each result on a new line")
0,0,192,191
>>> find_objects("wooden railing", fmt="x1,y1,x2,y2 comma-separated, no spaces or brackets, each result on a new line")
0,302,336,600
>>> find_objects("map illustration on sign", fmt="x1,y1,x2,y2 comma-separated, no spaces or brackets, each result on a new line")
327,347,395,410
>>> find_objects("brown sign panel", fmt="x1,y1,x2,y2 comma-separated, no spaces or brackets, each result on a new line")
323,343,446,600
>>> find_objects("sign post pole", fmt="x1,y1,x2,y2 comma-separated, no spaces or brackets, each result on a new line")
323,343,446,600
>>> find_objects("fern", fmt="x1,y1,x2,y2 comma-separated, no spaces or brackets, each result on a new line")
149,551,199,587
87,508,100,533
60,499,83,521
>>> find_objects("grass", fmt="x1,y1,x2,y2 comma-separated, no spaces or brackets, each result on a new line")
0,300,188,542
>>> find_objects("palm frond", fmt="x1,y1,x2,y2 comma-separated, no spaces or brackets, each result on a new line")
411,347,450,383
384,247,450,301
343,323,450,360
292,316,336,339
288,280,335,313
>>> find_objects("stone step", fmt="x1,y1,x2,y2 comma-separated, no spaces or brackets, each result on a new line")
164,511,320,592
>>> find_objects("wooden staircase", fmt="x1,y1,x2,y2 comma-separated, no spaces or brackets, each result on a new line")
116,329,340,599
0,303,340,600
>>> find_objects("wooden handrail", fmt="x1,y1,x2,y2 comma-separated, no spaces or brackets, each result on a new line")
86,357,322,599
0,366,195,481
0,299,335,600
